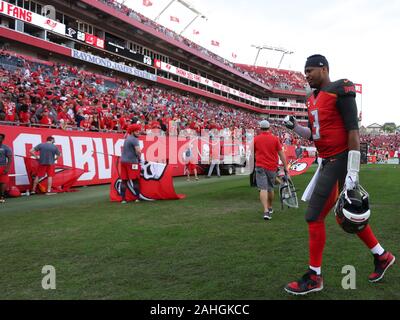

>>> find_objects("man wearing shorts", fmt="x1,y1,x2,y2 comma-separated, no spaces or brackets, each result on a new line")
120,124,142,203
0,133,12,203
184,142,198,181
30,136,61,195
254,120,288,220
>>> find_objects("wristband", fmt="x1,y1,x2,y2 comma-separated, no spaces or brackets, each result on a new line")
347,150,360,173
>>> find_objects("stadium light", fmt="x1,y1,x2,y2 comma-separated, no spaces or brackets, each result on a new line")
251,44,294,68
179,14,207,35
176,0,204,16
155,0,207,32
154,0,177,22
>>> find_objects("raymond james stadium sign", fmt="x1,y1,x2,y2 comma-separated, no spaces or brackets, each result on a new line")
71,49,157,82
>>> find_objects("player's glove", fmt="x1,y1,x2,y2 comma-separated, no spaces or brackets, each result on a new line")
345,170,359,191
283,115,296,130
345,150,361,191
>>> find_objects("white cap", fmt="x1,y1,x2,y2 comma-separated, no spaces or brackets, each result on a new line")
259,120,270,129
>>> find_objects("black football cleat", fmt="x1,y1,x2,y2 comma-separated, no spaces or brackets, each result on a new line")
284,269,323,295
369,251,395,283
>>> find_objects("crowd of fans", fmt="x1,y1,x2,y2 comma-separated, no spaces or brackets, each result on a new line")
0,50,312,145
98,0,307,93
361,134,400,161
236,64,308,91
1,50,398,158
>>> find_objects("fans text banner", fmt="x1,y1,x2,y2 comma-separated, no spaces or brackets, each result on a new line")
154,60,305,109
0,0,66,35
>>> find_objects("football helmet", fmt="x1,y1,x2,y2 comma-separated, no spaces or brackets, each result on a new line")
335,184,370,234
279,175,299,209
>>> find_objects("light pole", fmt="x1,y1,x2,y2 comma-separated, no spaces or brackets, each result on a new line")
251,45,294,68
180,14,207,35
154,0,177,22
251,45,263,66
154,0,207,32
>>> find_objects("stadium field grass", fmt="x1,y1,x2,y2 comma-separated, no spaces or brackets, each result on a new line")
0,164,399,300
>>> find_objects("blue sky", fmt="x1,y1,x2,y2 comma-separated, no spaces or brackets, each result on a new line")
122,0,400,126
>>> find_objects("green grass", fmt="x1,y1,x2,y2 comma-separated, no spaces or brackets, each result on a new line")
0,164,399,300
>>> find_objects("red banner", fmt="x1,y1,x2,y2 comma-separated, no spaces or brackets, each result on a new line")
109,156,184,202
23,157,86,193
84,32,104,49
2,125,125,188
288,157,315,176
283,145,296,162
1,125,249,188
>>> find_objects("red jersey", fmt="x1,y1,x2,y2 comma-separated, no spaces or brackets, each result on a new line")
40,116,53,126
4,102,16,121
57,111,69,122
307,79,357,158
19,111,31,124
254,131,282,171
80,120,91,130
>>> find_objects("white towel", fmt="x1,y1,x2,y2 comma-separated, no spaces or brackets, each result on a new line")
301,158,323,202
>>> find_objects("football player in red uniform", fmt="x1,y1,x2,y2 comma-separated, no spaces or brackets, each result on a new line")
282,55,395,295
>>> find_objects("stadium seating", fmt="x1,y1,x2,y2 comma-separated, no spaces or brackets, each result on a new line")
235,64,308,91
2,49,398,156
361,134,400,160
0,49,315,148
6,48,396,156
97,0,307,92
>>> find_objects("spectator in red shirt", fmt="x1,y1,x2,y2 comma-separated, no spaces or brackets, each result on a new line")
39,109,54,127
3,96,17,122
117,113,128,131
57,105,70,123
18,101,31,125
253,120,288,220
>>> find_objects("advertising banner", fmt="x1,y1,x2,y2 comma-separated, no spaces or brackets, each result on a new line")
0,0,66,35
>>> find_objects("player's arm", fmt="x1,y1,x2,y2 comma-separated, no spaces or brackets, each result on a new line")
30,146,39,159
4,149,12,174
283,115,312,140
336,80,360,190
55,148,61,162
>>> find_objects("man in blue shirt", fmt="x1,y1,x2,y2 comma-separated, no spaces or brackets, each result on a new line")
120,124,142,203
30,136,61,195
0,133,13,203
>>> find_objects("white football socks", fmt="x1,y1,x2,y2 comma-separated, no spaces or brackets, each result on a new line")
309,266,321,275
371,243,385,256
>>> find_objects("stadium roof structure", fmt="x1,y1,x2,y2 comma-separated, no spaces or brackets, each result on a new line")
251,44,294,68
56,0,279,96
367,123,383,128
